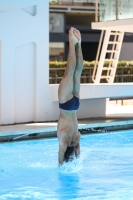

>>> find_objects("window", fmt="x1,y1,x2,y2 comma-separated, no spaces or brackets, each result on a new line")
49,42,65,61
49,13,64,33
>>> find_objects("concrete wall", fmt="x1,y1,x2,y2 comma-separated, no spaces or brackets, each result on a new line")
51,84,133,101
0,1,50,125
50,97,107,120
51,83,133,120
119,42,133,60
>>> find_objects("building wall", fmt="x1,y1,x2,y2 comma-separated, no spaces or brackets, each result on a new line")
0,2,133,125
0,1,50,124
50,83,133,121
119,42,133,60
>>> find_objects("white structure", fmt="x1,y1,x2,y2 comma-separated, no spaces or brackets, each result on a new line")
0,1,133,125
91,19,133,83
92,18,133,33
0,0,49,125
51,83,133,119
92,30,124,83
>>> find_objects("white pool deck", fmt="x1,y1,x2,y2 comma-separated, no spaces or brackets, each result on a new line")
0,104,133,142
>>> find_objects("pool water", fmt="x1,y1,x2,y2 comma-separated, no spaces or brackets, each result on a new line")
0,129,133,200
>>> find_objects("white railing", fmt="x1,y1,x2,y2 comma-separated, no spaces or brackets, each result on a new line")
92,30,104,82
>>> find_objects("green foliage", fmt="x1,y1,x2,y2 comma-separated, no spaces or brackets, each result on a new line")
49,60,133,82
49,60,133,68
49,60,133,84
117,60,127,66
83,60,98,67
49,61,67,68
49,61,67,78
49,0,58,5
128,60,133,66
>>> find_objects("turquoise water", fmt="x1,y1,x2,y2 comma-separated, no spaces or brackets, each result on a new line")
0,129,133,200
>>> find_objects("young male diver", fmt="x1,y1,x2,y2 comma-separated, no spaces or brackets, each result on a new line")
57,27,83,164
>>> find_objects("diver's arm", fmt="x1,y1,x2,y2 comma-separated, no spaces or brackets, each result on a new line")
58,140,68,164
75,142,80,157
75,131,81,157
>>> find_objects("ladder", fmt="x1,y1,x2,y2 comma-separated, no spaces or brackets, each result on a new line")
92,30,124,83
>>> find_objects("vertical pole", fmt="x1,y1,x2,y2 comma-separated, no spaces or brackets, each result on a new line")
122,67,123,82
116,0,118,20
72,0,74,6
0,41,1,124
95,0,98,22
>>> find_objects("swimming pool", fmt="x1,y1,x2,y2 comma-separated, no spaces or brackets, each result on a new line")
0,129,133,200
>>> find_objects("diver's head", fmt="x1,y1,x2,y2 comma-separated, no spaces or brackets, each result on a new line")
64,146,77,162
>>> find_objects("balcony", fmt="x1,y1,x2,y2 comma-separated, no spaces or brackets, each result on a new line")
99,0,133,22
49,0,96,13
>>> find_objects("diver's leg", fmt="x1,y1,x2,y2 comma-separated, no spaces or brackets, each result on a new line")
73,29,83,98
58,27,78,103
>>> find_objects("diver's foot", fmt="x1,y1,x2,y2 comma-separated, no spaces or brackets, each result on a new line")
73,28,81,44
69,27,78,45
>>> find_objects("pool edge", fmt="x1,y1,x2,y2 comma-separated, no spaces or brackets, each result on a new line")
0,120,133,142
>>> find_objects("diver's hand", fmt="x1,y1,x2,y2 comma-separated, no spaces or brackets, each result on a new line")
58,163,63,168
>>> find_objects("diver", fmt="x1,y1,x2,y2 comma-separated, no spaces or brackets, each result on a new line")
57,27,83,164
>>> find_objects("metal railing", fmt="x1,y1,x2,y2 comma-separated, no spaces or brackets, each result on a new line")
50,0,95,4
99,0,133,21
58,0,95,3
49,66,133,84
110,97,133,105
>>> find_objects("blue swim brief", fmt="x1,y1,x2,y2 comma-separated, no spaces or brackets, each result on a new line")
59,96,80,111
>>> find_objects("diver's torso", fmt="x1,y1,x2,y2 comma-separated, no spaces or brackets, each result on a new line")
57,109,80,147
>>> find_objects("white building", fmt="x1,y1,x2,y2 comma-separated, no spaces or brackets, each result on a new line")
0,0,133,125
